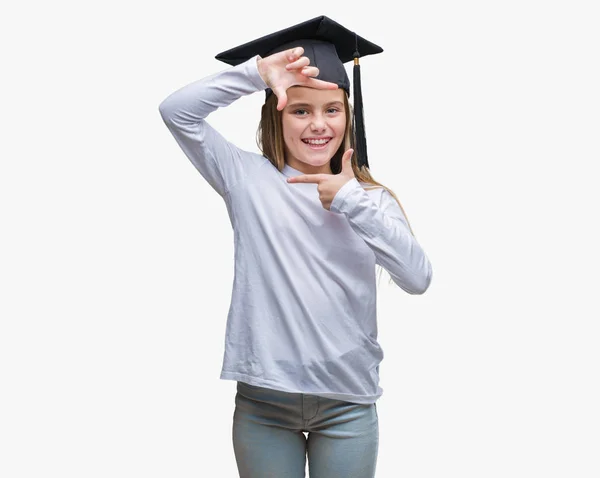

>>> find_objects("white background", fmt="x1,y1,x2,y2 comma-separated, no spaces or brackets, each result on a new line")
1,1,599,477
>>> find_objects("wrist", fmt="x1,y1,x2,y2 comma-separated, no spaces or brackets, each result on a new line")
256,56,269,85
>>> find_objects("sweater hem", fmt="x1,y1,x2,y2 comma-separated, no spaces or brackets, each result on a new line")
220,370,381,405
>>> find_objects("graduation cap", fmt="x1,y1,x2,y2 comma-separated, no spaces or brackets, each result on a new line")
215,15,383,170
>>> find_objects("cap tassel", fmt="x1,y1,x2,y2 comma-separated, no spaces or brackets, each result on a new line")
353,50,369,170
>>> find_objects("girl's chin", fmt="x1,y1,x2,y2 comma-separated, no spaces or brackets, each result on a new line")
298,155,331,166
299,147,334,161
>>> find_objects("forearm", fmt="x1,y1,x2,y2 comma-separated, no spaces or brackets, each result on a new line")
158,55,267,127
330,179,433,294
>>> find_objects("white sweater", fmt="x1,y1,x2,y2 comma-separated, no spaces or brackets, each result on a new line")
158,56,433,404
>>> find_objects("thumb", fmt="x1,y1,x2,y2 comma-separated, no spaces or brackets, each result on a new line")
273,87,288,111
342,148,354,175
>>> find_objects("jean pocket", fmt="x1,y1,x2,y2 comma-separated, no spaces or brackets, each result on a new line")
236,381,268,399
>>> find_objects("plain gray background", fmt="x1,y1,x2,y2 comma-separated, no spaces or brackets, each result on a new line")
1,1,599,477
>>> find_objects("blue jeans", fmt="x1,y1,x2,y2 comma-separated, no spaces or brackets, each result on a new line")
232,381,379,478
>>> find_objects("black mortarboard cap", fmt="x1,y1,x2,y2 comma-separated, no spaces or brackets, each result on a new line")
215,15,383,170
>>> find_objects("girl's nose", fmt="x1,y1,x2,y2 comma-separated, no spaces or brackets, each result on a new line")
310,115,326,131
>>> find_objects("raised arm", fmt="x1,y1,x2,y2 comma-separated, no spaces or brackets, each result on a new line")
158,56,268,197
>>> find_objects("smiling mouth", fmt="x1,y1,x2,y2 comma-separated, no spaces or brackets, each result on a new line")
302,138,332,147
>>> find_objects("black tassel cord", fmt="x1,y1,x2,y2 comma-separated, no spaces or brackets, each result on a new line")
353,33,369,170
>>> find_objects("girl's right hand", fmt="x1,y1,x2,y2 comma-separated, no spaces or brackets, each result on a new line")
257,47,339,111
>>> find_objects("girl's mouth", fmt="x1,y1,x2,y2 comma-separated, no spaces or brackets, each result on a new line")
302,138,332,149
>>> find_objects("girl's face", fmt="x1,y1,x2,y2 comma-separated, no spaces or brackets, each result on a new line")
281,86,346,174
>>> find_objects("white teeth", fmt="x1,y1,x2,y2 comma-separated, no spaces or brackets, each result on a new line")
304,139,330,145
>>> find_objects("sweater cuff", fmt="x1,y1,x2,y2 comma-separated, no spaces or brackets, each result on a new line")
243,55,269,91
330,178,363,214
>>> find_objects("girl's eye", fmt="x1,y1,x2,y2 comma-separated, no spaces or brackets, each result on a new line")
294,109,308,116
327,108,340,114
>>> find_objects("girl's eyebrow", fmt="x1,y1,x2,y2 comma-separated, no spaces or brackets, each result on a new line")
287,101,344,108
286,102,312,109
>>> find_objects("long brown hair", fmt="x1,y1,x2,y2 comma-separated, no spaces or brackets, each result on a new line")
256,91,416,284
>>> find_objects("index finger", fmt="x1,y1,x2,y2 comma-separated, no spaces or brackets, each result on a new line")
287,174,326,183
305,78,339,90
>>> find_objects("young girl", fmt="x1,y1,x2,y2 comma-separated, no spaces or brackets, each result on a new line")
159,15,432,478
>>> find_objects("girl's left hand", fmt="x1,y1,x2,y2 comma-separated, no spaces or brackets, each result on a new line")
286,149,356,211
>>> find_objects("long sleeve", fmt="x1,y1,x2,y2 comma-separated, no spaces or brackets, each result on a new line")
330,178,433,294
158,56,268,197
